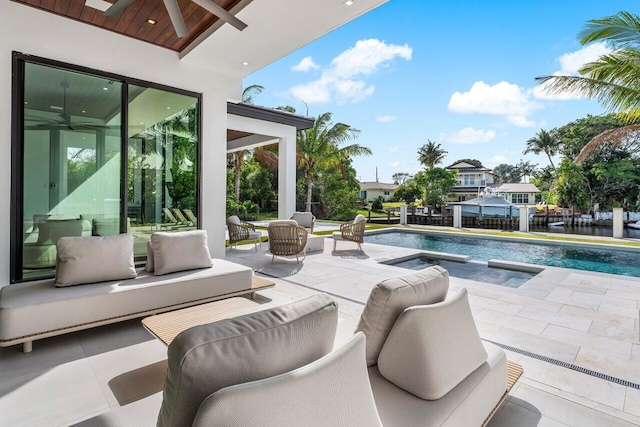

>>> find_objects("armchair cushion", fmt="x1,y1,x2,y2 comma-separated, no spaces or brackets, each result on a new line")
55,234,136,287
151,230,212,276
355,266,449,366
354,213,367,223
377,288,488,400
227,215,241,225
290,212,314,230
157,294,338,427
192,333,382,427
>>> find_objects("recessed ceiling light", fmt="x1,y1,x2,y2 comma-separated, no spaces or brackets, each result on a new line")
241,61,249,66
50,105,63,111
344,0,354,5
166,106,171,110
103,87,109,91
82,110,86,113
139,122,144,125
24,101,28,105
147,19,156,25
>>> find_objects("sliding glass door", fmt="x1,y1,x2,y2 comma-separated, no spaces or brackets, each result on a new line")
13,55,201,282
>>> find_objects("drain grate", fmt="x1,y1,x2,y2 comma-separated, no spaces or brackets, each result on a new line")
483,338,640,390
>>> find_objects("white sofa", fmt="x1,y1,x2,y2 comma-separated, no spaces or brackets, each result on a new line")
0,259,253,353
149,266,510,427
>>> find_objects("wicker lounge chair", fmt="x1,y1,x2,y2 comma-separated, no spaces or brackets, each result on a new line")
290,212,315,233
267,221,308,263
227,215,261,251
332,214,367,251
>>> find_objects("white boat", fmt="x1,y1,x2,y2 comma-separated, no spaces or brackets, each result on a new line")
448,196,535,218
548,221,564,226
628,222,640,229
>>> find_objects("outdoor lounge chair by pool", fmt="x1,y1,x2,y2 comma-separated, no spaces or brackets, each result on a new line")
183,209,198,227
173,208,194,227
267,220,308,263
290,211,315,233
226,215,261,251
333,214,367,251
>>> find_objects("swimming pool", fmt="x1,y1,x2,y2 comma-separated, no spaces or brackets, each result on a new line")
365,230,640,277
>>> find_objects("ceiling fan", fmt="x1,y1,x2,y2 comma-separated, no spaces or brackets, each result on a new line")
103,0,247,37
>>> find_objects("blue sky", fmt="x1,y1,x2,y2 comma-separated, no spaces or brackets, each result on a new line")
244,1,635,182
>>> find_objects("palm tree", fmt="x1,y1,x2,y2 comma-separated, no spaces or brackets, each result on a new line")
298,112,372,212
417,140,447,169
523,129,558,168
536,11,640,123
228,151,246,203
242,85,264,104
516,159,538,183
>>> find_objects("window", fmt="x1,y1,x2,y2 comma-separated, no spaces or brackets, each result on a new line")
358,190,367,199
384,191,390,196
12,54,201,282
511,193,529,204
461,174,476,186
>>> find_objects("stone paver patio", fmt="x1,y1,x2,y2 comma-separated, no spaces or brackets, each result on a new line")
0,228,639,426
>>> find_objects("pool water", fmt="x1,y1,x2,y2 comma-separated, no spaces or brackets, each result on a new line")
387,256,535,288
366,231,640,277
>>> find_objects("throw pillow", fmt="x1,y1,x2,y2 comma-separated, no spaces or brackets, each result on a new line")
355,265,449,366
151,230,212,276
55,234,136,287
377,288,488,400
145,240,154,272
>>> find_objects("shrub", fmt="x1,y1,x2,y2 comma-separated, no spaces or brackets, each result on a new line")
371,196,384,212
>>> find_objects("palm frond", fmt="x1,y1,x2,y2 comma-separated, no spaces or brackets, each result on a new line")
579,11,640,47
574,123,640,163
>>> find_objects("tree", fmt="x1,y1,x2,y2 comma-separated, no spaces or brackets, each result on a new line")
551,114,633,159
492,164,521,184
553,159,590,212
455,158,483,167
227,151,246,203
392,172,410,185
241,85,264,104
415,168,457,210
417,140,447,169
297,112,372,212
394,180,423,204
536,11,640,124
515,159,538,183
524,129,558,168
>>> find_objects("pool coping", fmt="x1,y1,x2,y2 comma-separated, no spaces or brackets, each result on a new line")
364,226,640,254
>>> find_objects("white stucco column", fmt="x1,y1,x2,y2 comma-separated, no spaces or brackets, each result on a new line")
613,207,624,238
278,128,297,219
400,205,407,225
519,205,529,232
453,205,462,229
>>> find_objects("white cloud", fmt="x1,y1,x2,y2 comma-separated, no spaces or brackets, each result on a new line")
449,81,543,117
388,146,398,152
291,56,320,72
438,127,496,144
289,39,412,105
485,154,509,168
389,161,400,168
533,42,612,100
376,115,397,123
506,115,536,127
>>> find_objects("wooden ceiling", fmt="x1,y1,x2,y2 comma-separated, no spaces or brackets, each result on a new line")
226,129,252,142
11,0,242,52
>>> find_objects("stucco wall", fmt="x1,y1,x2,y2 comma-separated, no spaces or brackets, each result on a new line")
0,2,240,283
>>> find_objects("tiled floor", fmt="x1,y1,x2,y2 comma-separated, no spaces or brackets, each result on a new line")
1,229,639,426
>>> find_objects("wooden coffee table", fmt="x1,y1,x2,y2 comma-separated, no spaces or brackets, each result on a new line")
142,276,275,346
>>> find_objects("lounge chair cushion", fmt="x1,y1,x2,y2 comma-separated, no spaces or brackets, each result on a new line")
192,333,382,427
377,289,488,400
227,215,241,225
354,214,366,223
291,212,313,228
36,219,88,245
55,234,136,287
355,265,449,366
157,294,338,427
151,230,212,276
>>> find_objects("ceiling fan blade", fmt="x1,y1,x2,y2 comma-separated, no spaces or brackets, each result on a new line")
191,0,247,31
163,0,188,38
103,0,136,18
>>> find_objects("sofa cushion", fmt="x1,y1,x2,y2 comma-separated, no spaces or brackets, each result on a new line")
151,230,212,276
355,266,449,366
36,219,86,245
377,288,488,400
145,241,154,273
0,259,252,341
369,342,507,426
157,294,338,427
192,333,382,427
55,234,136,287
